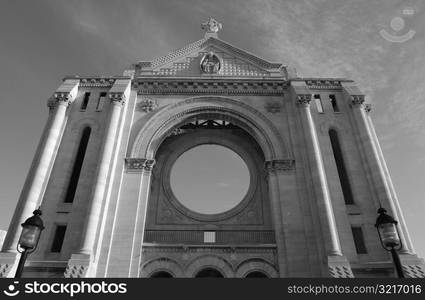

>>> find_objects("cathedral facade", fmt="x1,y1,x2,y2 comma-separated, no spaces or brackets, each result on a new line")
1,18,424,278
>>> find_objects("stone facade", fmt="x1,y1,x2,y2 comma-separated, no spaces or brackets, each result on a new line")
1,19,424,278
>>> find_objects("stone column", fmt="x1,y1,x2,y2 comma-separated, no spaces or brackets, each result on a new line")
297,94,342,256
295,91,353,277
125,159,155,277
65,80,130,278
265,160,290,277
349,94,411,254
0,80,78,277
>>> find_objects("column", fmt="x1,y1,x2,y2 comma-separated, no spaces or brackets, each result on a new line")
265,160,290,277
296,94,342,256
2,80,78,253
296,92,353,277
349,94,410,254
78,88,128,256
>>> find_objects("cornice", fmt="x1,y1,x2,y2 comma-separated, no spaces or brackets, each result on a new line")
133,78,287,96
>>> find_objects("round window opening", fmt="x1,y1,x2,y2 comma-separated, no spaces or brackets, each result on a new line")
170,144,250,215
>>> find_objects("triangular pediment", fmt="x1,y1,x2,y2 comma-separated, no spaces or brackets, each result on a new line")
135,37,287,79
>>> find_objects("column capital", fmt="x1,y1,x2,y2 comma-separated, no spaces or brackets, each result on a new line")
350,94,365,106
109,92,126,105
47,92,73,109
296,94,312,106
125,158,156,173
265,159,295,174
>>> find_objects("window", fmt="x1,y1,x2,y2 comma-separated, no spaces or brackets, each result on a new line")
96,92,107,111
329,129,354,204
51,225,67,252
329,95,339,112
64,127,91,203
351,226,367,254
81,92,90,110
314,94,324,113
245,271,269,278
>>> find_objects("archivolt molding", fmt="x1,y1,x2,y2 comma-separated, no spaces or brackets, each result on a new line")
131,96,290,161
185,255,235,278
140,257,184,278
235,258,279,278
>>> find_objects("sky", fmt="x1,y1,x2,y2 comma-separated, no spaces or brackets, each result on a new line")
0,0,424,259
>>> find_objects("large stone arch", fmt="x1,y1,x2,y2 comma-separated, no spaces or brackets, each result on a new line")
139,258,184,278
185,255,234,278
235,258,279,278
130,96,290,160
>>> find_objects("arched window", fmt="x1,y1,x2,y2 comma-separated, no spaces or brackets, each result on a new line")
245,271,268,278
195,268,224,278
329,129,354,204
64,127,91,203
150,271,173,278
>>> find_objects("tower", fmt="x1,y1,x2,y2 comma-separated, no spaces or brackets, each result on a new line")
1,18,424,278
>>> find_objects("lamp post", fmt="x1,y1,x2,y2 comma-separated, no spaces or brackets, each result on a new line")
15,209,44,278
375,207,404,278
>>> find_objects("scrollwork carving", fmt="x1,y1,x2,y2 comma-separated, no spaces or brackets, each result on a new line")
125,158,156,173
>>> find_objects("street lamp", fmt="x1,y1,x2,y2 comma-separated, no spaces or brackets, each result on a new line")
15,208,44,278
375,207,404,278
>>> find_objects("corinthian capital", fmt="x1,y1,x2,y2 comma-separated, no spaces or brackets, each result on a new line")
47,92,72,109
350,95,365,106
296,94,312,106
109,92,126,105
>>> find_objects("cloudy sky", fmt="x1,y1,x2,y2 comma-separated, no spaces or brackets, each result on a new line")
0,0,424,258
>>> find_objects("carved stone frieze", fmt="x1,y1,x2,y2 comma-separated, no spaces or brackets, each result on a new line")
265,159,295,173
305,79,342,90
125,158,156,173
79,78,115,88
134,80,287,96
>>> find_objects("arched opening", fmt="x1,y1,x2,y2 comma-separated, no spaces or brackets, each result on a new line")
170,143,250,215
150,271,174,278
329,129,354,204
64,126,91,203
245,271,269,278
195,268,224,278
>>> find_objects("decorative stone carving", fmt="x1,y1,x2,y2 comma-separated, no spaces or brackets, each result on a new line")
402,265,425,278
137,97,158,112
296,94,312,106
125,158,156,173
79,77,115,88
265,159,295,173
0,263,13,278
328,264,354,278
109,92,126,105
305,79,342,90
135,79,286,96
265,101,282,113
201,17,222,34
364,103,372,112
64,264,89,278
200,52,221,74
350,95,365,106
